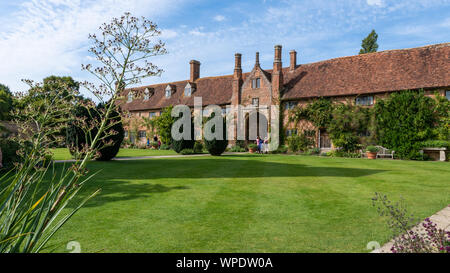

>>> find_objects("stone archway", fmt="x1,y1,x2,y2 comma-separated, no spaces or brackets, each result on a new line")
245,110,268,142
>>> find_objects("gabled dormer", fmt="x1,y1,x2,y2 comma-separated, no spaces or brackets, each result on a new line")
127,91,133,103
143,88,150,101
184,82,196,97
165,85,175,98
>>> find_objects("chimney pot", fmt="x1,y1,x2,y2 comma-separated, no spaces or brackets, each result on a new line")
189,60,200,82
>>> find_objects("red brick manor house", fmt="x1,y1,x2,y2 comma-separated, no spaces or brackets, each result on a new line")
121,43,450,150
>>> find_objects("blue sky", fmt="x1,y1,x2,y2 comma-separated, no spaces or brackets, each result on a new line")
0,0,449,97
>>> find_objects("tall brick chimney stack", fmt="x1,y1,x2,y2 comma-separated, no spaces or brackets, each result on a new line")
190,60,200,82
255,52,260,68
272,45,283,101
289,50,297,71
234,53,242,79
232,53,242,106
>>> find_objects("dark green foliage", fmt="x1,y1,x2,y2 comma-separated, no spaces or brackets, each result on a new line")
366,145,379,153
0,138,21,170
0,84,14,121
229,140,246,152
248,143,258,150
359,29,378,54
328,103,372,152
204,115,228,156
374,90,436,159
96,103,125,160
193,142,204,153
287,132,314,152
433,93,450,141
171,118,195,154
289,98,333,128
66,104,124,161
420,140,450,149
180,149,194,155
160,144,171,150
155,106,174,145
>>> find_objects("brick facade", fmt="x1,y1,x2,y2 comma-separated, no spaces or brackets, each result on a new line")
120,43,450,147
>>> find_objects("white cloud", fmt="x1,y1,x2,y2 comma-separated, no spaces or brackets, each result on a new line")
213,15,226,22
1,0,448,98
366,0,384,7
0,0,186,94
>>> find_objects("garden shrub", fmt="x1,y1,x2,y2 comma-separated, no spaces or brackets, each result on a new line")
159,144,170,150
193,141,204,153
0,138,22,170
420,140,450,148
154,105,175,146
287,132,313,152
180,149,194,155
307,147,321,155
204,115,228,156
229,140,246,152
66,104,125,161
248,143,258,151
171,114,195,154
374,90,436,159
229,145,246,152
366,145,379,153
328,103,372,152
269,145,288,154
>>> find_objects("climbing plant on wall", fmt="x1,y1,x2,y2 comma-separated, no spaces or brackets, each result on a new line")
288,98,333,129
374,90,436,159
328,103,372,152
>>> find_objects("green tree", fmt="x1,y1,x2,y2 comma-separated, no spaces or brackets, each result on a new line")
155,106,175,145
0,83,14,120
359,29,379,54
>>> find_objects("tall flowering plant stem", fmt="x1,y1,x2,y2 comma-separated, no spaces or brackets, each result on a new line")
0,12,166,253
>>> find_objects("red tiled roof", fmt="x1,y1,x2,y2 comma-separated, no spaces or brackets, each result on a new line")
282,43,450,99
121,75,235,111
121,43,450,111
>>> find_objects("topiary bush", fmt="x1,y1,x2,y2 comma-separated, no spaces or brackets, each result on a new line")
171,116,195,154
193,141,203,154
204,115,228,156
66,104,124,161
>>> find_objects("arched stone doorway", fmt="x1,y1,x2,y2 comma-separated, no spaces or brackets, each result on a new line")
245,110,268,142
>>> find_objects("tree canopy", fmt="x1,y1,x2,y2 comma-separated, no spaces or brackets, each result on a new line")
359,29,379,54
0,84,14,120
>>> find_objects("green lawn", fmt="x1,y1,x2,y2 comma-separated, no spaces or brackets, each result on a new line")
50,148,177,160
46,154,449,253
